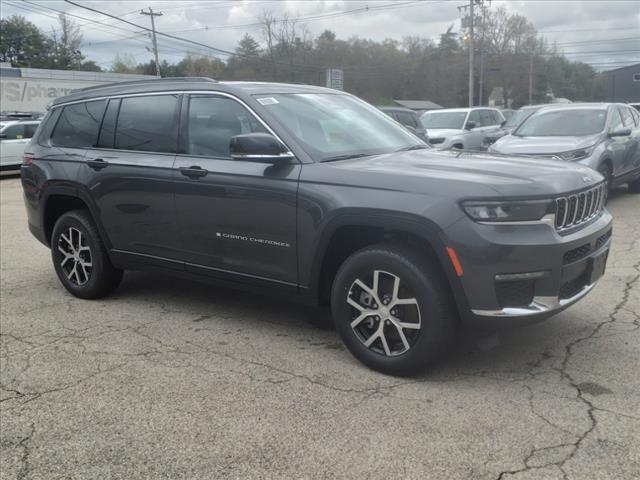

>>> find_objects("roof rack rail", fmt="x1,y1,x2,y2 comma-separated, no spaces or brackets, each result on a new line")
79,76,217,92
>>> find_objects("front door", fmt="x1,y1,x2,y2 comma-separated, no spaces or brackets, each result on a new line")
173,93,300,287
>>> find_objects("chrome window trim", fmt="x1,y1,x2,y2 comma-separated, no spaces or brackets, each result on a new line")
50,90,294,157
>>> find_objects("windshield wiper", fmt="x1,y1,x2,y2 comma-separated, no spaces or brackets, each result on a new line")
321,153,372,162
395,144,430,152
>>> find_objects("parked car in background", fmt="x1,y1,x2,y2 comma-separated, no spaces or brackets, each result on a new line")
483,104,550,148
21,78,613,375
490,103,640,194
500,109,515,121
420,107,504,150
0,120,40,171
378,106,428,141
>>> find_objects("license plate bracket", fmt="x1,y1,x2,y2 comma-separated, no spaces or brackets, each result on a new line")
588,249,609,284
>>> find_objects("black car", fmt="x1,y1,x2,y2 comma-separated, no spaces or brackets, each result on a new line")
378,106,428,141
21,78,612,375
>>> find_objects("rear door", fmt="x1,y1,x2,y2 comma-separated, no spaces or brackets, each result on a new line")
173,92,300,288
80,94,181,264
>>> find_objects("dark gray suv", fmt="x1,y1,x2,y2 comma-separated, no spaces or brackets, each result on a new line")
21,78,613,375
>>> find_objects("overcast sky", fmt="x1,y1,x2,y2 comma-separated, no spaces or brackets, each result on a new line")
1,0,638,71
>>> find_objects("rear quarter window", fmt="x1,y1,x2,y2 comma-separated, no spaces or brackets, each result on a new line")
51,100,106,148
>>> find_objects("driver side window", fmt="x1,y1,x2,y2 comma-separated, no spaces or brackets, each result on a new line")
1,124,25,140
609,108,624,131
186,95,267,158
467,110,481,128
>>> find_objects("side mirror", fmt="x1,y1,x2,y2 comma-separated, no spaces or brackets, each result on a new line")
609,128,631,138
229,133,294,164
500,120,507,127
465,121,477,130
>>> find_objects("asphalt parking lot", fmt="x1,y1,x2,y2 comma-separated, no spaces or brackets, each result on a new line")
0,176,638,480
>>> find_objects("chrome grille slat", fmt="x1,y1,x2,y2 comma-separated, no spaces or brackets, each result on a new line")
554,183,606,232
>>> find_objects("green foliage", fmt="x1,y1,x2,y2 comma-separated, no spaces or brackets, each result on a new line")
0,15,52,67
0,14,101,71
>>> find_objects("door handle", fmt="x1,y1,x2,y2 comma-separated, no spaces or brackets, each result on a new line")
86,158,109,170
179,166,208,178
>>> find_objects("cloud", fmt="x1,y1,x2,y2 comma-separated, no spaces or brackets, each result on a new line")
2,0,638,70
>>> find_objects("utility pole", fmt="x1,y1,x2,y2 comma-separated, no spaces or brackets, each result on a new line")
528,53,534,105
477,1,490,106
459,0,478,107
140,7,162,77
468,0,474,107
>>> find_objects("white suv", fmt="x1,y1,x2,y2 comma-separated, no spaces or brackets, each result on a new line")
0,120,41,171
420,107,504,150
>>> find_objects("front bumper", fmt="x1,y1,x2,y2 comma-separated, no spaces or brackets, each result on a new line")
445,209,613,325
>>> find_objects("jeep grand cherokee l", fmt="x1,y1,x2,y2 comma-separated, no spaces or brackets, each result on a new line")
21,78,613,375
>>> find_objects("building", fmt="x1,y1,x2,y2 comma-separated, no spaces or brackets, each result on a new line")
601,63,640,103
0,65,155,113
393,99,443,113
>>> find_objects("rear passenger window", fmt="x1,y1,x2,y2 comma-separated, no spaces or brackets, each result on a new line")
51,100,106,148
24,124,38,138
395,112,418,128
619,107,634,128
115,95,179,153
186,95,267,157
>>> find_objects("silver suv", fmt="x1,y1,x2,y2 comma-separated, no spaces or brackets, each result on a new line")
420,107,504,150
490,103,640,194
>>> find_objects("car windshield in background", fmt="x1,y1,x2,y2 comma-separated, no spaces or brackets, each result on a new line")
504,108,539,129
256,93,423,162
515,109,607,136
420,112,467,129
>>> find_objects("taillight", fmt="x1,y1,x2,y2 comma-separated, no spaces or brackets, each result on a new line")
22,153,34,166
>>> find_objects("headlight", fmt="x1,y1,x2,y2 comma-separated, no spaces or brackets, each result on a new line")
558,145,596,161
462,200,552,222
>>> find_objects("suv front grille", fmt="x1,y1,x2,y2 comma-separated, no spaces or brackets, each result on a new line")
554,183,606,231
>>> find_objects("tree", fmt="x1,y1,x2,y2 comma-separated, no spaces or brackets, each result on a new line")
0,15,52,67
49,14,84,69
111,53,138,73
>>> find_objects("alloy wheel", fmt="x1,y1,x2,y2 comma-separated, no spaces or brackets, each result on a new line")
347,270,421,356
57,227,92,286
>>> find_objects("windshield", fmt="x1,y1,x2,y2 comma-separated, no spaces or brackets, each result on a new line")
504,108,539,129
255,93,424,161
420,111,467,129
515,109,607,136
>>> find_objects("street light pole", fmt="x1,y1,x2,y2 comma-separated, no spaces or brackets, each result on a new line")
140,7,163,77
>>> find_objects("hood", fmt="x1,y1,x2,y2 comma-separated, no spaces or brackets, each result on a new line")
327,149,603,198
425,128,465,139
492,133,602,155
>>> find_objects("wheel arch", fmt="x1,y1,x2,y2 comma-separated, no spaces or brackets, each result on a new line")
306,212,469,316
41,183,111,249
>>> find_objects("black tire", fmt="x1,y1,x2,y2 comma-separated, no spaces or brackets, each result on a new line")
628,176,640,193
51,210,123,299
331,243,456,376
598,163,612,202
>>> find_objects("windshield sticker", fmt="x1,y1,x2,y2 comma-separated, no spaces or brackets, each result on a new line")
257,97,279,106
